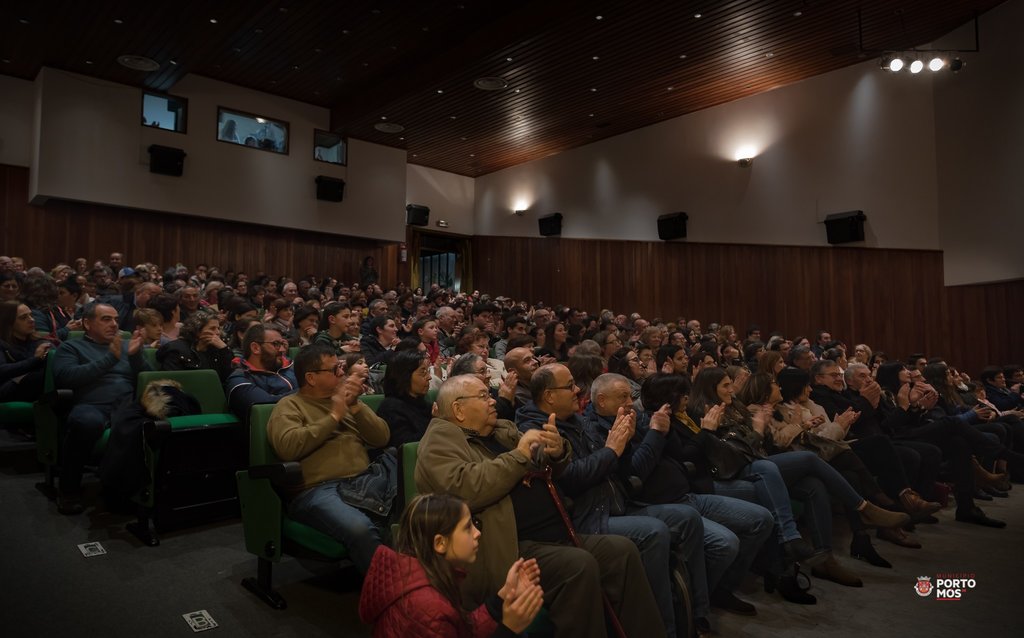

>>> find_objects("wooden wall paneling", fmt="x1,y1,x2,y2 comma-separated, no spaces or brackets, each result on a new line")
0,164,397,288
472,234,957,366
944,280,1024,377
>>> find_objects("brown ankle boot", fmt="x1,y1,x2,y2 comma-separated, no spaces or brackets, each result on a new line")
972,457,1009,489
811,554,863,587
899,489,942,517
859,501,911,529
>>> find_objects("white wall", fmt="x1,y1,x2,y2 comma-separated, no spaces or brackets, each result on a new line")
934,0,1024,285
475,60,941,250
0,74,35,167
405,164,475,235
28,69,407,242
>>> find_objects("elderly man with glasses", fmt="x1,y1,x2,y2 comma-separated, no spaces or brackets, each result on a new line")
267,343,393,574
225,323,298,419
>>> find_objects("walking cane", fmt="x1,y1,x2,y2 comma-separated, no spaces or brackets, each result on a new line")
523,455,630,638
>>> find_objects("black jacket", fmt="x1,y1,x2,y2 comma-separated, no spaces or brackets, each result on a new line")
378,393,434,448
156,339,234,383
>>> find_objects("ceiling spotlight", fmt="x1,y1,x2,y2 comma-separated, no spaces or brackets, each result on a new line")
949,57,964,72
909,59,924,74
887,57,905,72
928,57,945,72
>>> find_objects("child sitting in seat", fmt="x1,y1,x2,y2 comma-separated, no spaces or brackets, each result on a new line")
359,493,543,637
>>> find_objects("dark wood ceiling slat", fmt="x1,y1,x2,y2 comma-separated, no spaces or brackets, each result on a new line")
0,0,1000,176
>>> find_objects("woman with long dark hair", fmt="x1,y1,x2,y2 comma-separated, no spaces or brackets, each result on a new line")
0,301,51,402
607,347,644,399
691,368,909,585
543,321,569,362
359,493,543,637
378,350,434,448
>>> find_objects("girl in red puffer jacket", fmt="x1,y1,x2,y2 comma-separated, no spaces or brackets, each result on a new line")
359,494,543,638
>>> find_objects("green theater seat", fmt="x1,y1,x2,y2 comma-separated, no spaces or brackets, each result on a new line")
237,403,348,609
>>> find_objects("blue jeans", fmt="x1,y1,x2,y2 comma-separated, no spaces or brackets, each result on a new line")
288,480,384,573
715,459,803,544
769,450,865,532
610,503,704,632
682,493,774,592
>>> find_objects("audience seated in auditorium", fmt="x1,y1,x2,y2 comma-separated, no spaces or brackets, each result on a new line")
415,374,664,638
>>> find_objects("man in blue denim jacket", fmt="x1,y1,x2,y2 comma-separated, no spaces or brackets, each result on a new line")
267,343,393,573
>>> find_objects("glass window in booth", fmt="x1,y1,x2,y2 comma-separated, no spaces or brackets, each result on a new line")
217,107,289,154
314,130,347,165
142,92,188,133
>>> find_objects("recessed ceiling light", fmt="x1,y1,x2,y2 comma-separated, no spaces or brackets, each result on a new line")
85,60,94,65
375,122,405,133
694,13,702,19
667,86,674,91
590,87,597,92
412,154,418,158
399,136,405,140
113,19,123,25
449,115,457,120
469,154,475,157
380,116,387,120
209,18,218,24
473,77,508,91
292,65,300,70
117,54,160,72
506,57,513,62
595,15,603,20
18,18,29,25
422,26,429,32
279,6,288,12
254,28,264,34
679,54,687,59
342,29,350,35
232,47,242,53
514,88,521,93
169,59,179,65
2,59,11,64
460,137,467,141
436,89,443,94
592,55,600,60
314,48,322,53
588,113,595,117
793,10,803,17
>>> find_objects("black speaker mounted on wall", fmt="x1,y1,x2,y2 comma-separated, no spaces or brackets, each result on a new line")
538,213,563,237
315,175,346,202
657,212,689,240
823,210,867,244
406,204,430,226
147,144,186,177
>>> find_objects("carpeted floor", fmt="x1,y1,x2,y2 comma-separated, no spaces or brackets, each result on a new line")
1,445,1021,638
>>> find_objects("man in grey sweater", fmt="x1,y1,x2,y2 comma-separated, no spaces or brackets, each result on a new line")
53,302,149,514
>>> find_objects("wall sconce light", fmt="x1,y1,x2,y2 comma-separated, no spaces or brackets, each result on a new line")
737,157,753,167
514,209,527,216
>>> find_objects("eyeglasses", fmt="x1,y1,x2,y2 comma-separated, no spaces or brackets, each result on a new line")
308,362,344,376
260,340,289,349
548,379,578,391
454,391,492,403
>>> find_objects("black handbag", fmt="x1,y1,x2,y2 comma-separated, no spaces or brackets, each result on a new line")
703,429,759,480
